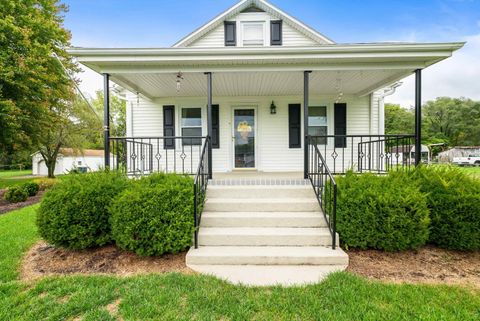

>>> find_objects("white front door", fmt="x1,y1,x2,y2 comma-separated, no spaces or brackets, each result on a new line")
232,108,256,169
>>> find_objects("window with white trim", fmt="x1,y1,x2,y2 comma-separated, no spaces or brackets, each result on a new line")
241,22,265,46
181,108,202,145
308,106,328,145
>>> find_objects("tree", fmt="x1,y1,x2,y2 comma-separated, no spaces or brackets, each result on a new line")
83,90,126,149
385,98,480,149
37,95,102,178
0,0,78,165
422,97,480,147
384,103,414,135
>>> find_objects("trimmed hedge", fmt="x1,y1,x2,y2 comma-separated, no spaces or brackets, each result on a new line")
4,186,29,203
22,182,40,197
110,173,194,256
335,172,430,251
411,166,480,250
37,171,130,249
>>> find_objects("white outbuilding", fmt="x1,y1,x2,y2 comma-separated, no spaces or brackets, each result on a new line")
32,148,105,176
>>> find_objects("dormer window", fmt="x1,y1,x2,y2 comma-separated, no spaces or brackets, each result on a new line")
241,22,265,46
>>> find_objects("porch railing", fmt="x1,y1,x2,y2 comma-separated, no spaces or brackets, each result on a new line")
109,136,208,176
309,134,416,174
307,136,337,250
194,137,210,249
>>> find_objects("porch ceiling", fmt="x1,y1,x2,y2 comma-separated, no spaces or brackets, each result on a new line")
113,70,407,98
68,42,464,99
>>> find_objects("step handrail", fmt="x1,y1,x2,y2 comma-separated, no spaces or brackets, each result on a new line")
193,137,210,249
307,136,338,250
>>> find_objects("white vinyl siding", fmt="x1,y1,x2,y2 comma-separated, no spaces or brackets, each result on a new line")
282,23,319,46
187,12,321,47
188,24,225,47
127,93,377,173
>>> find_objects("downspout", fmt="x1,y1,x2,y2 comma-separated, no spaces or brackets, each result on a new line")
112,85,134,137
378,82,403,135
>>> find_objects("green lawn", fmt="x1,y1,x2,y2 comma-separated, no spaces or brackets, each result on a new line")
0,169,34,189
457,166,480,179
1,205,479,321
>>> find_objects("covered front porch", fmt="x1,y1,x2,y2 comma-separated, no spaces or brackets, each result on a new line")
68,42,463,177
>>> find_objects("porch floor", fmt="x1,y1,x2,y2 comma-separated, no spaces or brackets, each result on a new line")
211,171,307,186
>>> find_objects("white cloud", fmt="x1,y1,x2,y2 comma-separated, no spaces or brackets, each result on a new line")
386,33,480,107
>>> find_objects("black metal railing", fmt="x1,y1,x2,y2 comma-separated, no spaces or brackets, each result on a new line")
193,137,210,249
307,137,337,250
309,134,416,174
109,136,208,176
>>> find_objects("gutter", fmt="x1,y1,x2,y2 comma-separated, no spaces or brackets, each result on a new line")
67,42,465,58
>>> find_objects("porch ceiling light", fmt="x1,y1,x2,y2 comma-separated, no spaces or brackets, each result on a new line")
270,101,277,115
176,72,184,92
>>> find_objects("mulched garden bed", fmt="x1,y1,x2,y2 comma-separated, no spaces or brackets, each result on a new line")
21,241,192,281
347,246,480,287
22,241,480,288
0,189,45,215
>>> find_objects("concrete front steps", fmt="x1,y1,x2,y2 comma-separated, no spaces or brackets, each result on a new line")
186,184,348,286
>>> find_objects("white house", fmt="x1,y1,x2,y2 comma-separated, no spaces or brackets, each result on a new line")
68,0,463,285
69,0,462,176
32,149,105,176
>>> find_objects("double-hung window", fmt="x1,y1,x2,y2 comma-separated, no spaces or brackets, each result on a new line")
241,22,265,46
308,106,328,145
181,108,202,145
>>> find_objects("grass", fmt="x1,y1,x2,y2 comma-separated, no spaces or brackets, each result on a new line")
0,169,34,189
457,166,480,179
0,205,479,320
0,205,39,282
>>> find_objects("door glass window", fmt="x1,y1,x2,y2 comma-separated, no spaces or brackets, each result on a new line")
234,109,255,168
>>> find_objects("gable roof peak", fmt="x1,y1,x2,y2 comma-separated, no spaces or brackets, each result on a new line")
173,0,335,47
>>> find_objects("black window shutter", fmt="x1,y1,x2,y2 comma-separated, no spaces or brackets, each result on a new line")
163,105,175,149
334,103,347,148
212,105,220,149
270,20,282,45
224,21,236,46
288,104,301,148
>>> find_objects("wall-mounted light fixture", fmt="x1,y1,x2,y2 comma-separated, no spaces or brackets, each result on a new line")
270,101,277,115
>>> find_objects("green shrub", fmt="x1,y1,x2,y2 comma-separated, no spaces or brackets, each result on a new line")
22,182,40,197
110,173,194,256
3,186,29,203
36,171,130,249
411,166,480,250
335,171,430,251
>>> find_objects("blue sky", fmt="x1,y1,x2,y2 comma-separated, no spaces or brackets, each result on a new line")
63,0,480,106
